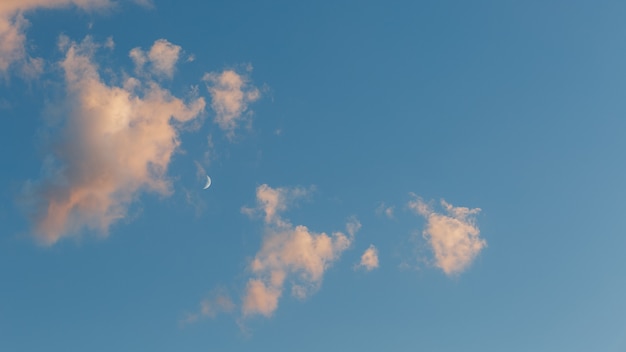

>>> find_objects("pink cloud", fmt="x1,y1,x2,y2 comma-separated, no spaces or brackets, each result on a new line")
22,37,205,244
129,39,181,78
357,244,379,271
241,184,359,317
203,69,260,138
242,279,281,318
241,184,311,225
0,0,112,77
409,195,486,275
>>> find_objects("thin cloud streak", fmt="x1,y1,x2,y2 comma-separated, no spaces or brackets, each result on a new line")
22,37,205,244
409,195,486,275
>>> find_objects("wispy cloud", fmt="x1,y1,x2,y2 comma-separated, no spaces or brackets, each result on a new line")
181,288,235,325
130,0,153,8
0,0,113,77
357,244,379,271
375,202,394,219
129,39,181,79
22,36,205,245
241,184,359,317
408,195,486,275
241,184,312,226
203,68,260,138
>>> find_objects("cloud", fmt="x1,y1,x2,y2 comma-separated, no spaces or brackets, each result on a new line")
202,133,215,166
131,0,153,7
0,0,112,77
103,36,114,50
130,39,181,78
22,37,205,245
375,202,394,219
408,195,486,275
243,279,281,317
203,69,260,138
241,184,359,317
181,288,235,325
357,245,379,271
241,184,312,225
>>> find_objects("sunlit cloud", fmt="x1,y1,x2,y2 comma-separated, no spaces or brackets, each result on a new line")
357,244,379,271
203,69,260,138
408,195,486,275
22,36,205,245
241,184,312,226
241,184,359,317
0,0,113,77
129,39,181,79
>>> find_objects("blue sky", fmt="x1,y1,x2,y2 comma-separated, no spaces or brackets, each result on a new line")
2,1,626,351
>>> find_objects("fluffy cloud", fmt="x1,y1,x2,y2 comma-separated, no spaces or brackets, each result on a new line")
22,37,205,244
357,245,379,271
203,69,260,138
242,184,359,317
129,39,181,78
408,195,486,275
0,0,112,76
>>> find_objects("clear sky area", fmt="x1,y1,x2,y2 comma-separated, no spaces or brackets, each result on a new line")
2,1,626,351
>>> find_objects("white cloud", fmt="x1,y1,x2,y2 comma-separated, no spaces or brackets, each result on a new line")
408,195,486,275
22,36,205,245
357,245,379,271
0,0,112,77
203,69,260,138
241,184,359,317
130,39,181,78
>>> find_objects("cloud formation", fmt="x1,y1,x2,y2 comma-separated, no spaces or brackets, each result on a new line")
408,195,486,275
242,184,359,317
241,184,311,225
129,39,181,78
0,0,112,77
357,245,379,271
203,69,260,138
22,37,205,244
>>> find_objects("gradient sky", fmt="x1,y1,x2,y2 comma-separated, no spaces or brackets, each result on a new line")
2,1,626,351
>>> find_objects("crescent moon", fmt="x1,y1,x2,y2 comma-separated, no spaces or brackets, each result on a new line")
203,175,212,190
